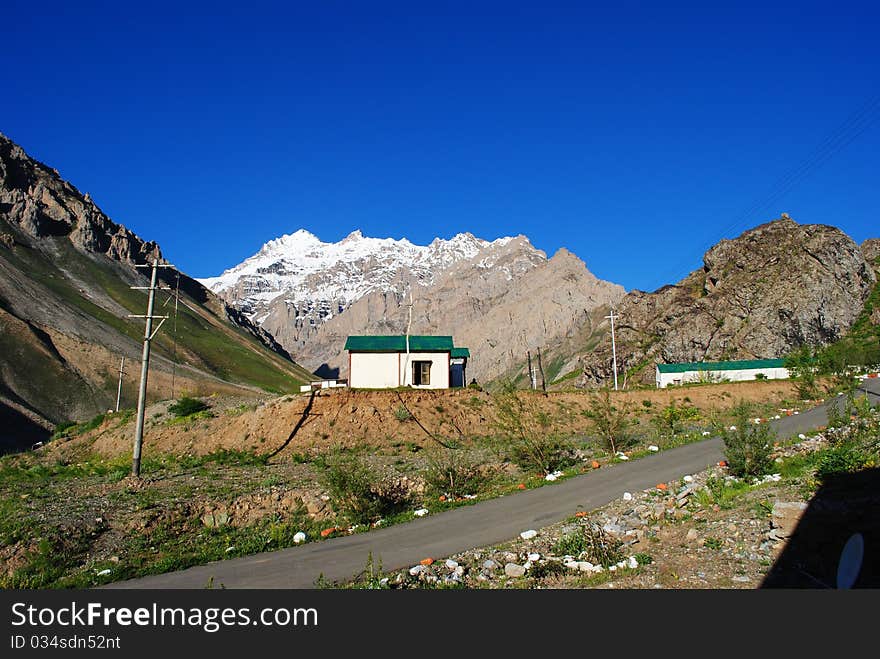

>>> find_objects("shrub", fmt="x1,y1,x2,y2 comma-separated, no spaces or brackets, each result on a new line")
815,445,872,483
652,400,699,437
784,345,819,399
422,450,484,499
553,523,624,567
491,381,577,474
316,452,411,524
721,403,776,478
582,389,634,454
168,397,209,418
393,405,412,422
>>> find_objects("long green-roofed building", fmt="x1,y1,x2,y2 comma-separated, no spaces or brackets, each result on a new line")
655,358,789,388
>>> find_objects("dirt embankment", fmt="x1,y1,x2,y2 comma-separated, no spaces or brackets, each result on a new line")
46,380,802,462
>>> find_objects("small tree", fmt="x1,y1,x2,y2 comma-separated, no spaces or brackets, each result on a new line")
651,400,699,438
315,451,411,524
582,388,634,454
784,344,819,399
721,402,775,478
491,381,576,474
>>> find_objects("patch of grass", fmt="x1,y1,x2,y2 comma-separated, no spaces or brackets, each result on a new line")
168,396,209,417
704,537,723,550
692,475,753,510
393,405,412,422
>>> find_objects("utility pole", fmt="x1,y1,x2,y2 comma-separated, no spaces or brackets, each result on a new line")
537,346,547,393
115,356,126,412
527,350,536,390
128,259,173,477
403,288,413,385
605,309,619,391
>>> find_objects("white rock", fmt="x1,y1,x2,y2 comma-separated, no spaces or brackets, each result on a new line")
545,473,558,481
683,475,694,483
463,494,477,499
293,531,307,544
729,425,737,431
774,415,781,419
413,508,429,517
564,561,579,570
609,565,617,571
702,431,711,436
96,569,111,576
520,529,538,540
320,494,330,501
528,553,541,562
225,546,236,553
794,411,799,415
504,563,526,578
592,564,604,573
754,418,762,424
798,433,807,440
445,559,459,569
523,561,532,570
628,556,639,569
409,565,425,576
622,492,633,501
616,560,627,569
454,566,465,577
577,561,593,572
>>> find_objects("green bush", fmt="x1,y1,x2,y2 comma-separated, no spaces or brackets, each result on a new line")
491,381,577,474
583,389,634,454
721,403,776,478
553,524,624,567
422,450,484,499
815,445,872,482
168,396,209,418
652,400,699,437
393,405,412,422
316,452,411,524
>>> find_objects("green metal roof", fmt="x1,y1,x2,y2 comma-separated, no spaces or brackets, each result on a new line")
451,347,470,359
656,358,786,374
344,335,454,352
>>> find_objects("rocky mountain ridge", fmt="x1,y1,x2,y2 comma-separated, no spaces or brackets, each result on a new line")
0,132,314,449
576,216,878,387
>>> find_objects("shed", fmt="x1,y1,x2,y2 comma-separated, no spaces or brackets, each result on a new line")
345,335,468,389
655,358,789,388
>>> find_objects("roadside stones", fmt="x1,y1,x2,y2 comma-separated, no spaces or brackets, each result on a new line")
413,508,429,517
545,470,563,481
445,559,459,569
520,529,538,540
409,565,425,577
686,528,700,542
505,563,527,578
622,492,633,501
648,445,659,452
293,531,307,544
528,553,541,562
482,559,499,571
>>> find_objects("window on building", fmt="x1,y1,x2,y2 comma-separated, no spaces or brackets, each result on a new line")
412,360,431,386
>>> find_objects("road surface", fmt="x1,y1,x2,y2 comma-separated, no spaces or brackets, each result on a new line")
104,379,880,589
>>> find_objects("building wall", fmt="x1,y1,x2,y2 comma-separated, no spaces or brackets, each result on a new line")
399,351,450,389
656,366,790,388
350,352,399,388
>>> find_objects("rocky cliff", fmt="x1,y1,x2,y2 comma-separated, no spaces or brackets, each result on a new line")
0,132,314,449
577,216,877,386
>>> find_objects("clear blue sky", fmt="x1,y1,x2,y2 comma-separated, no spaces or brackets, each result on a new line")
4,1,878,292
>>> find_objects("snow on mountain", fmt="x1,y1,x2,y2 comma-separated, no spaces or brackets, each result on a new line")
198,229,520,324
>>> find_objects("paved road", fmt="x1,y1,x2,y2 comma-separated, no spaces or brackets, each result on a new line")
104,379,880,589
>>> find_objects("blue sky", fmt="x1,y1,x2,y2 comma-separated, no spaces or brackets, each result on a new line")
4,1,878,292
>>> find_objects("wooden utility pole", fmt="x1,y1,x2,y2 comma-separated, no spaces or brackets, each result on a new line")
128,259,173,477
537,346,547,393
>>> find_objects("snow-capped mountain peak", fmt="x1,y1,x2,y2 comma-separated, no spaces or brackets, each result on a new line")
197,229,527,324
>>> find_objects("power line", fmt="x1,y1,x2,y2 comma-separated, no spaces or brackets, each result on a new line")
128,258,175,478
659,91,880,285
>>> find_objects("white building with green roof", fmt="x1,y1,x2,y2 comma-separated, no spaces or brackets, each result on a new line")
655,358,789,388
344,335,470,389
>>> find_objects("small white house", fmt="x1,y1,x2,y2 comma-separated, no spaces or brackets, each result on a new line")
344,335,469,389
656,358,790,388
